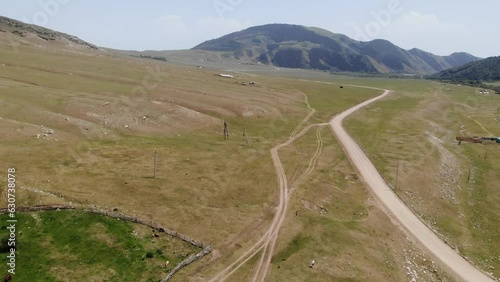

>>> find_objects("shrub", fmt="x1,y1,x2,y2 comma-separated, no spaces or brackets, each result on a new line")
0,236,10,253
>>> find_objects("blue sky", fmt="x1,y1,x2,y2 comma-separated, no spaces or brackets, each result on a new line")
2,0,499,57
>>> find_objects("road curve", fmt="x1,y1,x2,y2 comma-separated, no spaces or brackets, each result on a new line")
329,89,493,282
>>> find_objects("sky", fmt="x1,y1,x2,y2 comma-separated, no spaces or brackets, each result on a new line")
1,0,499,58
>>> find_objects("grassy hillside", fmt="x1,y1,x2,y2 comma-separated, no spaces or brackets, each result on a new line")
431,56,500,81
0,16,97,50
0,210,198,281
430,56,500,94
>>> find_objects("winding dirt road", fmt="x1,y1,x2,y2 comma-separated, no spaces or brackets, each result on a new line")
210,85,493,282
329,89,493,282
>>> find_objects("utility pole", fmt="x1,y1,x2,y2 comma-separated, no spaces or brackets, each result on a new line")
395,161,400,190
224,121,229,140
153,151,157,179
243,128,250,146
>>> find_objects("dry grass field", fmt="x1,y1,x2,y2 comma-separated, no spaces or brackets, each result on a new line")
0,28,466,281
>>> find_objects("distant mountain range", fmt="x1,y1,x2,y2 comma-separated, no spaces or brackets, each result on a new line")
430,56,500,93
430,56,500,81
194,24,481,75
0,16,487,77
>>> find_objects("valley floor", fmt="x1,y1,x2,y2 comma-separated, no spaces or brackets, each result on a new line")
1,35,498,281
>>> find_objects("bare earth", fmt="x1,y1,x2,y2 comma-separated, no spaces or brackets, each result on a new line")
329,89,493,282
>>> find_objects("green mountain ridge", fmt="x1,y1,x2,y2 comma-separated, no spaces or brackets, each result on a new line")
193,24,481,75
429,56,500,93
430,56,500,81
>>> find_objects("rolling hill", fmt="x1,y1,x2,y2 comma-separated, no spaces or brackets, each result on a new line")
430,56,500,93
430,56,500,81
193,24,480,75
0,16,98,51
1,16,480,76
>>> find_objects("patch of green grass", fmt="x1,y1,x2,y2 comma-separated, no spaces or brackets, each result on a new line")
344,94,421,177
272,235,311,263
485,81,500,87
290,81,380,121
434,214,464,240
0,211,199,282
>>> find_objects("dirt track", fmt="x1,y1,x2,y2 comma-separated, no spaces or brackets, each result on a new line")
329,89,493,282
209,93,327,282
210,86,493,282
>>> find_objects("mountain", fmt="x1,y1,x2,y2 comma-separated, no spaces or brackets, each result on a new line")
430,56,500,81
193,24,481,75
430,56,500,94
0,16,98,50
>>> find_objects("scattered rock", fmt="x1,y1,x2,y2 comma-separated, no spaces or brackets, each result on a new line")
344,174,358,181
427,133,463,205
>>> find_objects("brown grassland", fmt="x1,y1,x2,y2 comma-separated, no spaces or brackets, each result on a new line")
1,29,493,281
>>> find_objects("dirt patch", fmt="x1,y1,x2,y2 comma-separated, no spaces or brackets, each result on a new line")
300,199,328,215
